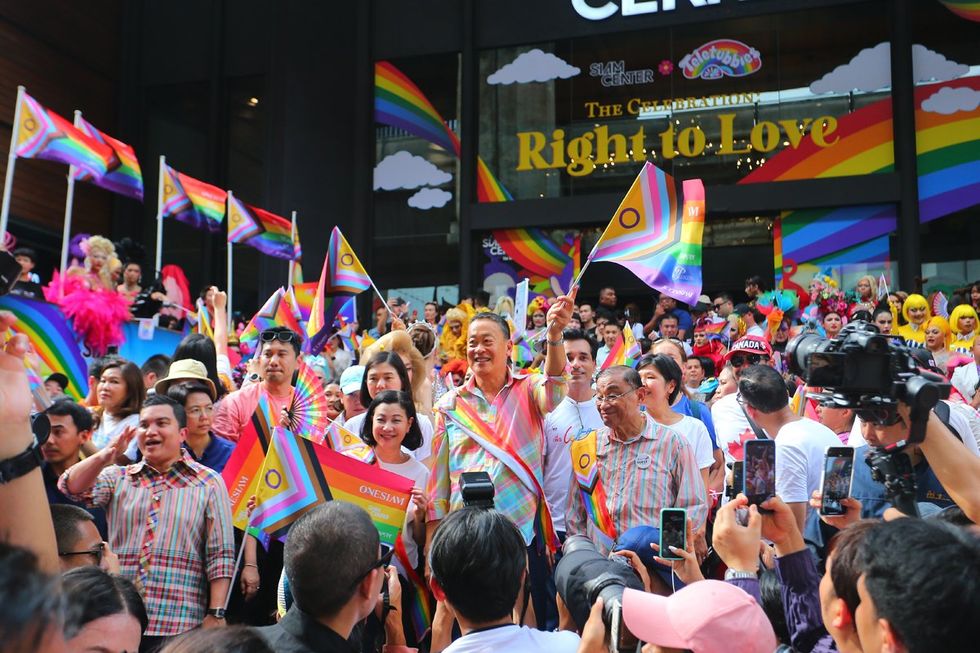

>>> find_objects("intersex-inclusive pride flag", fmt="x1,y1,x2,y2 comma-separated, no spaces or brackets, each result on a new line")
239,287,302,354
584,162,705,304
227,195,296,260
222,393,275,530
14,91,113,179
599,321,642,371
0,296,88,401
72,116,144,200
160,163,227,233
308,226,373,354
251,427,414,543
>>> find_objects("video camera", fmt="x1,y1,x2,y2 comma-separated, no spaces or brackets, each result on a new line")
786,321,951,516
555,535,643,653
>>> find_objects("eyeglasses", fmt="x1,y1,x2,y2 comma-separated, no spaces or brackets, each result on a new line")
59,542,104,564
348,544,394,589
186,405,214,417
730,354,765,367
261,331,297,343
735,393,747,407
595,387,638,405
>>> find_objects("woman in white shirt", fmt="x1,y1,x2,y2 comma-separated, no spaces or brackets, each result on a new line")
636,354,715,493
359,390,430,645
88,359,145,462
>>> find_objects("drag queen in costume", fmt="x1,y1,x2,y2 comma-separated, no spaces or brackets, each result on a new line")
895,294,930,348
948,303,978,355
45,235,132,355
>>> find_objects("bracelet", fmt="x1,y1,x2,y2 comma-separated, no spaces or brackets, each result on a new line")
244,563,258,568
546,335,564,347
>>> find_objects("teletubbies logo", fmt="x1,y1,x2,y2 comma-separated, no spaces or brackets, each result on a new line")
680,39,762,80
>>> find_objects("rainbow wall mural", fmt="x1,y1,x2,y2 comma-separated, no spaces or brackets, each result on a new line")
743,76,980,287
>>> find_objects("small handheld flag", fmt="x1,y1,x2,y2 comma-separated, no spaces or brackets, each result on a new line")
576,162,704,304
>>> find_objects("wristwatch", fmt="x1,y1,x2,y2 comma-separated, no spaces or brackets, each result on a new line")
0,414,51,485
724,568,759,581
206,607,226,619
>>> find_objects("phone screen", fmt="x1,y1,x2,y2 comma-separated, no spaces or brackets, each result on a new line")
820,447,855,516
743,440,776,506
659,509,686,560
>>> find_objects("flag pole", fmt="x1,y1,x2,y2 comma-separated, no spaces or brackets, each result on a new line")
154,155,166,274
369,277,394,316
0,85,26,240
288,211,297,286
226,191,235,325
59,110,81,281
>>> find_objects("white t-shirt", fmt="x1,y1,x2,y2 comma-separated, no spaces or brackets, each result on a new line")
543,396,603,532
377,456,429,572
774,418,842,513
91,412,141,461
657,415,714,470
746,324,766,338
344,412,434,462
711,392,754,463
441,625,580,653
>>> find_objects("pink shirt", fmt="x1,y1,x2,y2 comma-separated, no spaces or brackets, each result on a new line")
212,382,293,442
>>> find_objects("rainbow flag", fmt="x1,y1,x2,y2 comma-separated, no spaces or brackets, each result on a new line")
196,302,214,339
939,1,980,21
72,116,143,200
308,227,372,354
160,163,226,233
0,296,88,401
14,91,113,179
239,288,287,354
599,322,641,370
374,61,511,203
588,162,705,305
290,282,317,323
227,194,296,260
251,426,414,543
222,394,275,530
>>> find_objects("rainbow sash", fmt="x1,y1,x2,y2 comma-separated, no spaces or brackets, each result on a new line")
442,395,560,553
570,430,618,549
393,527,433,642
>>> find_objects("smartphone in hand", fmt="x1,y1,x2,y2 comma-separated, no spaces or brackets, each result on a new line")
659,508,687,560
819,446,856,516
743,439,776,508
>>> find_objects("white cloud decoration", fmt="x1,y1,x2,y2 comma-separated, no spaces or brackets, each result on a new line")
809,43,967,94
487,48,581,85
373,151,452,191
921,86,980,115
407,187,453,210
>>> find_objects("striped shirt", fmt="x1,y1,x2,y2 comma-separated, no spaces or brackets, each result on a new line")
565,413,708,554
59,452,235,636
428,370,567,544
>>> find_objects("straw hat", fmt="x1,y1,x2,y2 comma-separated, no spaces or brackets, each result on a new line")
154,359,217,400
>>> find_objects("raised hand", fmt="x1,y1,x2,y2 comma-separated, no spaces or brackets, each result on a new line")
0,312,33,439
546,285,579,337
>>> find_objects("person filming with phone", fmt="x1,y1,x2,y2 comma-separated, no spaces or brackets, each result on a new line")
565,365,707,554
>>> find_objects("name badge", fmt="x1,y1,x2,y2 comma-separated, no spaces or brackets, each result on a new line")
636,453,652,469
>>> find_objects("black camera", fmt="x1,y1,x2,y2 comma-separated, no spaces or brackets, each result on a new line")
555,535,643,653
786,321,949,444
459,471,495,509
0,250,22,296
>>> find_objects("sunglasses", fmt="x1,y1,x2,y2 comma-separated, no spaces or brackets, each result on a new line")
261,331,297,343
348,544,395,589
59,542,105,565
730,354,765,367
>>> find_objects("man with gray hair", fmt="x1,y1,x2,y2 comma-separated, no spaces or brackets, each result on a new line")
259,502,412,653
565,365,707,554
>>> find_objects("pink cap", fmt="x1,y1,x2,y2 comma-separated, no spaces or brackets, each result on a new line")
622,582,778,653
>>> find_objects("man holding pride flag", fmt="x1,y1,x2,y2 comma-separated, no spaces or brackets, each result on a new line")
426,291,575,630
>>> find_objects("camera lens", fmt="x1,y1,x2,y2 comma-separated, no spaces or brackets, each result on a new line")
785,333,826,377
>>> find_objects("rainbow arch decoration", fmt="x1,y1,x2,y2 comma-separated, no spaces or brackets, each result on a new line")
743,76,980,281
939,1,980,22
374,61,513,202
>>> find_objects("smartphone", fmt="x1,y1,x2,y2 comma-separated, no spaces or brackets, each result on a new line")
743,439,776,507
819,446,856,516
728,461,744,500
659,508,687,560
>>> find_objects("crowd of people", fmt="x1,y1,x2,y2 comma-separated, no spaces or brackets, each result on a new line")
2,255,980,653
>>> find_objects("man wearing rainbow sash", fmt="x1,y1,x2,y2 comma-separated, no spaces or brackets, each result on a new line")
426,289,576,629
566,366,707,555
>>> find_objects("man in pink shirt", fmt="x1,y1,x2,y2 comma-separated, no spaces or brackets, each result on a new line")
213,327,299,442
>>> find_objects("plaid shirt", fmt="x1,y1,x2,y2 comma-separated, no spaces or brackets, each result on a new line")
60,451,235,636
427,370,567,544
566,414,708,554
